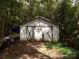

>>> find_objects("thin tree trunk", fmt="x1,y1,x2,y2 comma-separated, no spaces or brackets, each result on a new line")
0,16,2,39
29,0,33,20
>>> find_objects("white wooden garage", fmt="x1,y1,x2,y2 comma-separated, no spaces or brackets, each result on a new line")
20,16,59,41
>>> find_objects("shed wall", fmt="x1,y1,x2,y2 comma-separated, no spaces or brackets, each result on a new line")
20,19,59,41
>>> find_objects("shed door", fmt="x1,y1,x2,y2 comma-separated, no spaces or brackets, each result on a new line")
34,26,53,41
34,27,42,40
26,26,53,41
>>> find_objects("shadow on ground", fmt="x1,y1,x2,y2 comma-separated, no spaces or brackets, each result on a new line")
1,41,78,59
0,41,53,59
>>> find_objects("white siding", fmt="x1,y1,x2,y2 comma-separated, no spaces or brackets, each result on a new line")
20,19,59,41
53,25,59,41
20,26,26,41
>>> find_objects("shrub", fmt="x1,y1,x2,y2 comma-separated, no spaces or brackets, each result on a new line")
44,41,79,58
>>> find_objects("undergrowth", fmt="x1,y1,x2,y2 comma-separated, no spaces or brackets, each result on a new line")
44,41,79,59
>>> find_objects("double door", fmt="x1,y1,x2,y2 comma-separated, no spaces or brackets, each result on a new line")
26,26,53,41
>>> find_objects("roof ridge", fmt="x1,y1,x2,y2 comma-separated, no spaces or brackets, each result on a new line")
35,16,51,22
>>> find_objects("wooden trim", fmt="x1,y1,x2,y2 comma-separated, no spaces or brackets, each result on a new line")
26,26,52,27
32,27,35,40
51,26,53,41
26,26,53,41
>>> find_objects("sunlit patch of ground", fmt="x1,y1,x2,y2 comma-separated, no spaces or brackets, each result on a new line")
0,41,64,59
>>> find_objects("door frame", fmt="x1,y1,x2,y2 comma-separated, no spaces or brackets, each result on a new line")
26,26,53,41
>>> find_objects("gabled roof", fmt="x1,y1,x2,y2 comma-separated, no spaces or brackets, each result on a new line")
35,16,52,23
21,16,58,26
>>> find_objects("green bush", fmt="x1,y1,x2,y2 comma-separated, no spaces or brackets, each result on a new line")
44,42,79,58
59,47,72,55
44,42,66,49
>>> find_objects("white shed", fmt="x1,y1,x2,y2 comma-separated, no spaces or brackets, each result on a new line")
20,16,59,41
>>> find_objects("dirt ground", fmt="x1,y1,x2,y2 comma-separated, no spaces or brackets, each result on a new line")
0,41,64,59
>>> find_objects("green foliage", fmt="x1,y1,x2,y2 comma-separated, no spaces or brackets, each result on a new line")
44,42,79,57
59,47,72,55
0,0,61,24
0,0,23,25
52,0,79,44
45,42,63,49
0,0,79,47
